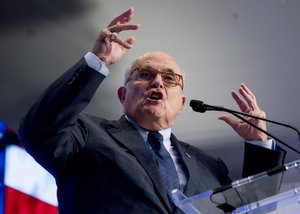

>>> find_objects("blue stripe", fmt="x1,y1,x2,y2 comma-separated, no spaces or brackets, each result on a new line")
271,139,276,150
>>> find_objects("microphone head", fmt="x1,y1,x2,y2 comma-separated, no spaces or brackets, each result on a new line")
190,100,207,113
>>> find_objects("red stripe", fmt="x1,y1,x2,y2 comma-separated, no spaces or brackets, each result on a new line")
4,186,57,214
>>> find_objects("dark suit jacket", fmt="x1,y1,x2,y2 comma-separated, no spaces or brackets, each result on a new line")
19,58,286,214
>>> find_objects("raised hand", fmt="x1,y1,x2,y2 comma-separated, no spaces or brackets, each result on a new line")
219,83,268,141
92,7,140,65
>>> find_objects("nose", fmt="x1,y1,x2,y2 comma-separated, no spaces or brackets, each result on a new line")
150,73,164,88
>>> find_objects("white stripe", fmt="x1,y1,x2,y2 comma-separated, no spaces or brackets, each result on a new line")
4,145,58,206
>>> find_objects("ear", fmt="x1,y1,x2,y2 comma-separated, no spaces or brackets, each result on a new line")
182,95,186,106
118,86,127,104
179,95,186,111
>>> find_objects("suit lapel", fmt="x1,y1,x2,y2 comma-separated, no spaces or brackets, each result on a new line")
170,134,208,197
106,116,172,212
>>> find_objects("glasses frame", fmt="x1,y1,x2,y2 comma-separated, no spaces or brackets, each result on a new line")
126,67,184,89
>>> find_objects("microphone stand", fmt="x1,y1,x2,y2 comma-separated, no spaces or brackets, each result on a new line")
190,100,300,154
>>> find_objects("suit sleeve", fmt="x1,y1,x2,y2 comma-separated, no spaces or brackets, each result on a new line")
18,58,106,178
242,143,286,177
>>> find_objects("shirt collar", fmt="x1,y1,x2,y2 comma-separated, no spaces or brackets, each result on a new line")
124,115,171,143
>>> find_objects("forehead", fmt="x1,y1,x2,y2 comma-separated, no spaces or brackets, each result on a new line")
131,52,182,75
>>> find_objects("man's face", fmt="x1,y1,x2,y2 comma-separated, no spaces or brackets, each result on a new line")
118,52,186,131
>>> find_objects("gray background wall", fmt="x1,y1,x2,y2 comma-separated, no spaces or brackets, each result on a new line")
1,0,300,179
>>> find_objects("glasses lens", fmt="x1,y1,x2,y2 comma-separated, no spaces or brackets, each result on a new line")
162,72,178,86
137,68,155,81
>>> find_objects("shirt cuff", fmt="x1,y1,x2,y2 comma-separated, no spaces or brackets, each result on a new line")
84,52,110,76
246,139,276,150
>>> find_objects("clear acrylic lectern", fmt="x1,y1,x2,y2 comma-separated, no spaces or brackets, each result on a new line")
172,159,300,214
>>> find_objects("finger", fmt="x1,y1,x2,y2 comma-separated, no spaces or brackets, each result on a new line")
117,8,134,24
239,83,258,110
231,90,249,112
241,83,255,99
101,23,139,42
113,36,135,49
108,24,140,34
108,7,134,27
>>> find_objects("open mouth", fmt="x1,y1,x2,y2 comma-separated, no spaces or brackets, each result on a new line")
148,91,163,101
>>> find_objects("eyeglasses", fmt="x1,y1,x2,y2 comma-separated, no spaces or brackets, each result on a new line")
126,67,184,89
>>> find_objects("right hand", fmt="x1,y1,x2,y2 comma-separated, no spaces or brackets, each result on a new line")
218,83,268,141
92,7,140,65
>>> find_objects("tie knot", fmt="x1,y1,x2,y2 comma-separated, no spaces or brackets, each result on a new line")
148,131,163,150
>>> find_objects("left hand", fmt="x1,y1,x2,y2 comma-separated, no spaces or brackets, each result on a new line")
218,83,268,141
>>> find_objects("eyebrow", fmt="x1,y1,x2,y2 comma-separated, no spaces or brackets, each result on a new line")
140,66,176,74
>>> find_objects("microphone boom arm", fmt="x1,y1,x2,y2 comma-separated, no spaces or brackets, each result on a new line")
228,111,300,154
190,100,300,154
204,103,300,142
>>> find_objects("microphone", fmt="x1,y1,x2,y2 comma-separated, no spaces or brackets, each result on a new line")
190,99,300,154
190,100,224,113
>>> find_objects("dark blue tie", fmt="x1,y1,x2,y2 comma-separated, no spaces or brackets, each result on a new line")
147,131,180,207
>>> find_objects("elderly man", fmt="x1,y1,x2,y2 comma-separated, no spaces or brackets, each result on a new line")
19,8,285,214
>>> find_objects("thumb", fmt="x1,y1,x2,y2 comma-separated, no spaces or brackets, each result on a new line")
218,114,237,129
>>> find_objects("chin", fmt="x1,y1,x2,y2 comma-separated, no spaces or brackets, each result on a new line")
142,106,164,117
